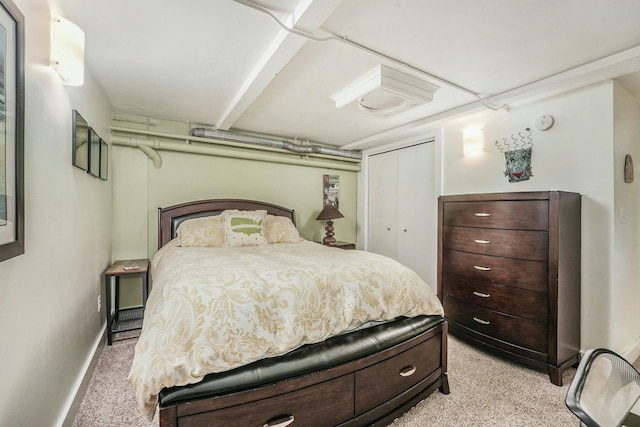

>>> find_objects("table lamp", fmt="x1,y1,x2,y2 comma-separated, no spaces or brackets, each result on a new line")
316,205,344,246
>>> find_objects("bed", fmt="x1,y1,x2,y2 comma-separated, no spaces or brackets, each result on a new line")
129,199,449,427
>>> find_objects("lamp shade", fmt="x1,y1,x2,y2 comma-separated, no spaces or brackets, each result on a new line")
316,204,344,221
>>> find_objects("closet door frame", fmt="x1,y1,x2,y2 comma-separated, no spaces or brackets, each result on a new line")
359,133,442,290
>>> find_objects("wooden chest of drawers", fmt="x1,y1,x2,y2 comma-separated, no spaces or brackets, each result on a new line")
437,191,581,385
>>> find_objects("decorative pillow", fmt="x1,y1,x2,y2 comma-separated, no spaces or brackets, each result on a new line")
222,210,268,247
177,216,225,247
264,215,304,243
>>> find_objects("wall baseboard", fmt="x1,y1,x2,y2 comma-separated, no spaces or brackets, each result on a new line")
57,325,106,427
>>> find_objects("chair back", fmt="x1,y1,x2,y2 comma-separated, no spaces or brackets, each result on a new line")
566,348,640,427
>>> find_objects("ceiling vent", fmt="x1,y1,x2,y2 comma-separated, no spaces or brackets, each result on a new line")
331,65,440,117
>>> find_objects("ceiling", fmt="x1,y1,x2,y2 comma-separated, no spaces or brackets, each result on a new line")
57,0,640,150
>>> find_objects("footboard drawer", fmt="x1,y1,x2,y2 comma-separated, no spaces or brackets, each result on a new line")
179,375,353,427
354,334,441,415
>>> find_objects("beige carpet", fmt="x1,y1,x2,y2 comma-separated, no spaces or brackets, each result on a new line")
73,334,640,426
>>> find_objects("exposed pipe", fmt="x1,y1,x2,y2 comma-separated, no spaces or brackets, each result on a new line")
137,144,163,168
190,127,363,160
111,135,361,172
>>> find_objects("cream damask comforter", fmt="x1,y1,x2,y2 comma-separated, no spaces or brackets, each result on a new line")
128,240,444,420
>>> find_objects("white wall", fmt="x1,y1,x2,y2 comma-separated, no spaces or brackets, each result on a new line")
612,81,640,359
440,80,640,354
0,1,112,425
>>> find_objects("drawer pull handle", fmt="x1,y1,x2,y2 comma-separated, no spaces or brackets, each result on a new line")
400,365,417,377
473,291,490,298
264,415,295,427
473,317,491,325
473,265,491,271
474,212,491,217
474,239,491,244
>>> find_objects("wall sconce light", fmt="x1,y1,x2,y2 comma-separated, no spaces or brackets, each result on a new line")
51,17,85,86
463,128,484,156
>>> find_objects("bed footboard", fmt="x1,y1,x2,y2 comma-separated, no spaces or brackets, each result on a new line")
158,318,448,427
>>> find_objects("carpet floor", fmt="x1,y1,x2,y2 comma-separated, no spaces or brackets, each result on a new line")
73,334,640,426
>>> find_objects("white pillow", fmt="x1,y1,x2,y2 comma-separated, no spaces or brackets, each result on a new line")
264,215,304,243
177,216,225,247
222,210,268,247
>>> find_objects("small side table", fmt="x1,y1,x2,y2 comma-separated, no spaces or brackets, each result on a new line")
105,259,149,345
333,241,356,250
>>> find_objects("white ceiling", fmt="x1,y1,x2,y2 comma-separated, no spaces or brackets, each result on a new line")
57,0,640,150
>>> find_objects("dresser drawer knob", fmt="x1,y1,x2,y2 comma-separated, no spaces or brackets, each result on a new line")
474,212,491,217
473,317,491,325
473,291,490,298
264,414,295,427
474,239,491,244
399,365,417,377
473,265,491,271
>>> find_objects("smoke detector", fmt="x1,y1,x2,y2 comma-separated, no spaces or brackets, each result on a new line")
331,65,439,117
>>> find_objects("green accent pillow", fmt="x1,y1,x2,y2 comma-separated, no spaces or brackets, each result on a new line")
222,210,268,247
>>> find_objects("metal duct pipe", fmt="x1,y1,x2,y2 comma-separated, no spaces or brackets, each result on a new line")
111,135,361,172
190,128,363,160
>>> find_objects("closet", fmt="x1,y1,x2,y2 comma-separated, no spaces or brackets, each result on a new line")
367,142,437,288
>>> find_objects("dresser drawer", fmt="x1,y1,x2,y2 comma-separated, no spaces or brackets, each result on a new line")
180,375,354,427
442,249,548,292
442,272,547,320
355,334,441,415
442,200,549,230
442,226,548,262
444,295,547,353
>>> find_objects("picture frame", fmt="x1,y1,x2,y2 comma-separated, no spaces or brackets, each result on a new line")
99,138,108,180
88,127,100,177
0,0,25,263
323,174,340,208
72,109,89,171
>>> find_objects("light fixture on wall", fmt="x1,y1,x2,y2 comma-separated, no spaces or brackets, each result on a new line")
463,128,484,156
316,204,344,246
50,17,85,86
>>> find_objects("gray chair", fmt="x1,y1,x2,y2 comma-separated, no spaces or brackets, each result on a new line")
566,348,640,427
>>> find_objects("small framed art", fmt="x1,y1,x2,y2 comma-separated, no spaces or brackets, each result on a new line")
88,127,101,177
99,138,108,180
72,110,89,171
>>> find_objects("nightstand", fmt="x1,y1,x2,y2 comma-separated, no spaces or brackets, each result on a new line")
334,241,356,250
105,259,149,345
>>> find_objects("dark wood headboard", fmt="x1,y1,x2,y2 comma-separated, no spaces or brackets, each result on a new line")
157,199,296,249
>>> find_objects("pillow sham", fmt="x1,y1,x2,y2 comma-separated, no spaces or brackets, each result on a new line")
264,214,304,243
177,215,225,247
222,209,268,247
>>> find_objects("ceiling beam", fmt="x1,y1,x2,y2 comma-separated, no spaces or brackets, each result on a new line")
216,0,343,130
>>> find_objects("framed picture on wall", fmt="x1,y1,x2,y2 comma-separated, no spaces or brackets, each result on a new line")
72,110,89,171
88,127,101,177
99,138,108,180
323,174,339,208
0,0,25,263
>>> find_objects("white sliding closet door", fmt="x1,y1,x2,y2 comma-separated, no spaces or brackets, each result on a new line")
367,142,437,289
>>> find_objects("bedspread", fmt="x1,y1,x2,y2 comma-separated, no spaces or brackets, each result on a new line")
128,240,444,420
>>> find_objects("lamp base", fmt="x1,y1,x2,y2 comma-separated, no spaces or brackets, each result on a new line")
322,220,337,246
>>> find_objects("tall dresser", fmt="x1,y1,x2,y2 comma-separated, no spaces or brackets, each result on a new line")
437,191,581,385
